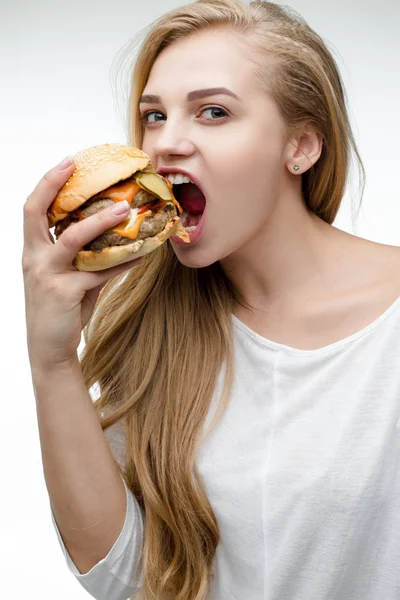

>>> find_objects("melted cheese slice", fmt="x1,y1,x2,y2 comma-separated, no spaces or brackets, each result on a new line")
109,208,152,239
93,179,141,204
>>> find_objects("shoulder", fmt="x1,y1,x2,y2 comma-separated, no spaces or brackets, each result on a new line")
359,240,400,303
333,236,400,325
321,239,400,347
372,242,400,284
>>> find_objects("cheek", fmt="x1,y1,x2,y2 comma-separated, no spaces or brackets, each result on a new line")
208,144,283,225
141,138,152,160
200,149,283,260
207,121,284,198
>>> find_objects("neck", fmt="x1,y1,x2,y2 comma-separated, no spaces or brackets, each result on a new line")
220,188,349,314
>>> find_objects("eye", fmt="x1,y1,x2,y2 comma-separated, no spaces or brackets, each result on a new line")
200,106,229,121
140,111,165,125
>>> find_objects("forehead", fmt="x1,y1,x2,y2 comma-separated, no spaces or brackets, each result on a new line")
143,28,257,96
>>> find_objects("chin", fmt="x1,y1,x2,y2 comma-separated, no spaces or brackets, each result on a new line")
171,243,219,269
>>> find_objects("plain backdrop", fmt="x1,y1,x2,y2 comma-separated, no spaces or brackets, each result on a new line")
2,0,400,598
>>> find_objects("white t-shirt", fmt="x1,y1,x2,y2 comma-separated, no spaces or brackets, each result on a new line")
51,295,400,600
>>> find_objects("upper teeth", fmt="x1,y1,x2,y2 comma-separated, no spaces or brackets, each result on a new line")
165,173,193,185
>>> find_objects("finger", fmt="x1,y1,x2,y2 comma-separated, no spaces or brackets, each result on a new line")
49,202,132,272
23,157,75,248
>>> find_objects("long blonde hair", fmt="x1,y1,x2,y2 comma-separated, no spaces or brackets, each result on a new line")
80,1,365,598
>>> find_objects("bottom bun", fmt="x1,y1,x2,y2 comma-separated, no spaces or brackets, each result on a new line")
73,217,185,272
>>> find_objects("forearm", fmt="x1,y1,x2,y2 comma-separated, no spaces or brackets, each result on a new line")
32,357,127,572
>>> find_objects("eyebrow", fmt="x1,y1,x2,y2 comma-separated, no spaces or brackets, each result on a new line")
139,87,240,104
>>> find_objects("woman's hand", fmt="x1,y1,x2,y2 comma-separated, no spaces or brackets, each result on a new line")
22,156,140,371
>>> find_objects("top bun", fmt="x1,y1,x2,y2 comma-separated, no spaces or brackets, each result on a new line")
48,144,151,227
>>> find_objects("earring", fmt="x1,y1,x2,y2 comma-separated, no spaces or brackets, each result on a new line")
293,165,300,172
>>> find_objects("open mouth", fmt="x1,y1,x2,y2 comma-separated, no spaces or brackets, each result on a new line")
173,182,206,233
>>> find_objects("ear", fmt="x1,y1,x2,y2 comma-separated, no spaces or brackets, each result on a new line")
285,123,323,174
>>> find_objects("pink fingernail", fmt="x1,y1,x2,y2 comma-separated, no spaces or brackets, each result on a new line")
57,156,74,170
111,201,130,215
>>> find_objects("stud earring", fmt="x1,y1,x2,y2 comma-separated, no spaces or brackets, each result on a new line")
293,165,300,172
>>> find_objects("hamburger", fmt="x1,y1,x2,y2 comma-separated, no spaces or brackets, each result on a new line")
47,143,189,271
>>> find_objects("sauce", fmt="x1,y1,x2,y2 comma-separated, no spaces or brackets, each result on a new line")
110,208,153,239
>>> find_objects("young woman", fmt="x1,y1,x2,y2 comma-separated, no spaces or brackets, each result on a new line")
22,1,400,599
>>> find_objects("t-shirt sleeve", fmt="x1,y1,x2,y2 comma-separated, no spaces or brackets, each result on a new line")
51,473,144,600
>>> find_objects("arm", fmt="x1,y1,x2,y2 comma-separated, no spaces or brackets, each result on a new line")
33,357,128,573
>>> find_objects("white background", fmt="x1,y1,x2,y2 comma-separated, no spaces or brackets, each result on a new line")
2,0,400,598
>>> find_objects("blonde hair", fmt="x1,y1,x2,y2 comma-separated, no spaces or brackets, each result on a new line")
80,1,366,598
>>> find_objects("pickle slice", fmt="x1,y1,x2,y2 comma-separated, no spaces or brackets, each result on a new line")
134,172,173,201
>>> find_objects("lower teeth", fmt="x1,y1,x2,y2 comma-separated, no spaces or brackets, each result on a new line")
180,209,200,232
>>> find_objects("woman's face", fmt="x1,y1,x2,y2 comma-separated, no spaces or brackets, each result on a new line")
140,27,292,268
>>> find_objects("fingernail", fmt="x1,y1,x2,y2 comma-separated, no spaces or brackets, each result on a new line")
111,201,131,215
57,155,74,170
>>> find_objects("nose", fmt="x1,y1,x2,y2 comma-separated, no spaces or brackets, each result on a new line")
153,118,195,160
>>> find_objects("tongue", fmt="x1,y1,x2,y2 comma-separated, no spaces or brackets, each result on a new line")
178,183,206,215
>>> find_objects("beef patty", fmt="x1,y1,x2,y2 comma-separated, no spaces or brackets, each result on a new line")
84,204,175,252
53,185,177,252
54,189,156,238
